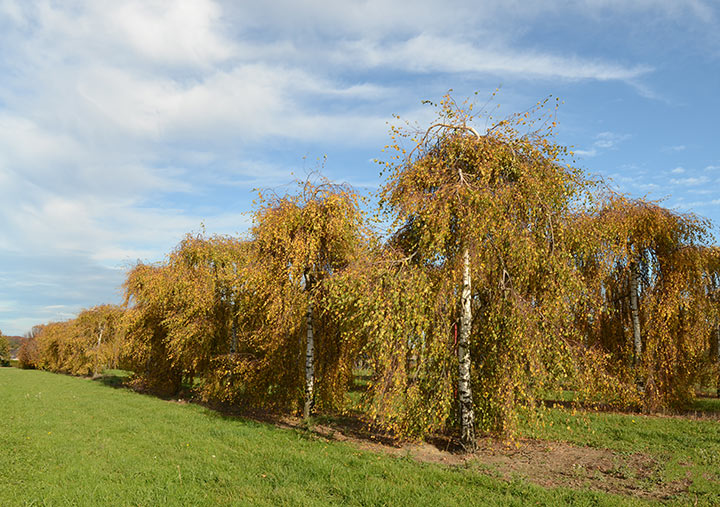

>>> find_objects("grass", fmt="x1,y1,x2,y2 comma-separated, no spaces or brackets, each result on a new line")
0,368,645,506
519,399,720,504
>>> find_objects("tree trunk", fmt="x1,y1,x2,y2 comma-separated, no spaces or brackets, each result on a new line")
629,263,642,366
458,247,476,451
304,299,315,419
230,304,238,354
94,323,105,376
96,324,105,348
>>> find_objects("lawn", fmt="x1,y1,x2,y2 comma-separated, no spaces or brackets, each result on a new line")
1,367,717,505
518,398,720,504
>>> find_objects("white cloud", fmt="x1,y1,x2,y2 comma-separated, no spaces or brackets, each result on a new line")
669,176,710,186
335,35,651,81
574,148,598,157
671,167,685,174
593,132,630,149
225,0,718,38
574,131,630,158
675,198,720,209
578,0,717,21
1,190,251,264
6,0,235,71
0,114,86,170
687,188,716,195
0,0,27,26
108,0,235,66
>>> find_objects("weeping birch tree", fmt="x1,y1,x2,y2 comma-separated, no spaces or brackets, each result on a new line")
123,234,252,395
0,332,10,366
379,95,593,444
709,259,720,395
578,195,719,409
75,305,125,375
250,175,364,418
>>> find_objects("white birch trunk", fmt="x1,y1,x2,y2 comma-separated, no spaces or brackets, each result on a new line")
629,263,642,366
304,299,315,419
96,324,105,348
94,323,105,376
458,247,476,451
230,310,238,354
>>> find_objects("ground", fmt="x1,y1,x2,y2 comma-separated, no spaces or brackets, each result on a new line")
2,366,719,505
248,414,692,503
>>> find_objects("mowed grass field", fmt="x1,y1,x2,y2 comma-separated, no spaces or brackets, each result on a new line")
1,368,718,506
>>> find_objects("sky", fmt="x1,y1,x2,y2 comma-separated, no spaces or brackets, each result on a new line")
1,0,719,336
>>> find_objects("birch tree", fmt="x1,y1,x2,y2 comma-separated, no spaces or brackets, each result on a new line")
250,175,364,417
0,333,9,366
628,261,642,366
379,94,591,443
579,196,719,409
123,234,252,395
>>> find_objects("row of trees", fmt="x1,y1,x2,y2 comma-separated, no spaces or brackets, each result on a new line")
17,96,720,448
17,305,124,376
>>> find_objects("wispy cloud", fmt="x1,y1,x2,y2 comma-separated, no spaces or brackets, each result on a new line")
674,198,720,209
574,131,630,158
670,176,710,186
594,132,631,149
336,35,651,81
664,145,687,152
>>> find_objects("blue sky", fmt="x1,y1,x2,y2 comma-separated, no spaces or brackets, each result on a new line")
1,0,719,336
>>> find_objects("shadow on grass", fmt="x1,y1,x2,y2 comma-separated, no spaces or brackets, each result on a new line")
193,398,469,453
541,395,720,419
92,370,204,404
84,365,465,454
95,373,129,389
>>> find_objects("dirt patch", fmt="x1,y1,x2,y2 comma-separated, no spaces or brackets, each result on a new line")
468,439,687,501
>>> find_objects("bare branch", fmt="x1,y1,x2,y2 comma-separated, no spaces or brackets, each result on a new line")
407,122,483,162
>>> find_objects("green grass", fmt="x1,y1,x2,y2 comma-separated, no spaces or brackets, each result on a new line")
0,368,640,506
689,396,720,413
519,401,720,505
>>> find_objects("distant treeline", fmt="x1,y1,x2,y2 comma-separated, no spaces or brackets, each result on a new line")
16,96,720,447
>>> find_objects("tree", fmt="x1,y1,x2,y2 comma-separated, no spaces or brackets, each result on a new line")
123,262,184,394
159,234,254,400
378,94,593,443
577,195,719,409
323,245,455,439
17,328,41,369
122,234,250,397
0,332,10,366
249,175,365,417
74,305,125,375
160,235,253,382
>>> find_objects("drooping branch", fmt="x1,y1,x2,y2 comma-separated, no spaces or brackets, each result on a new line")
408,123,482,162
